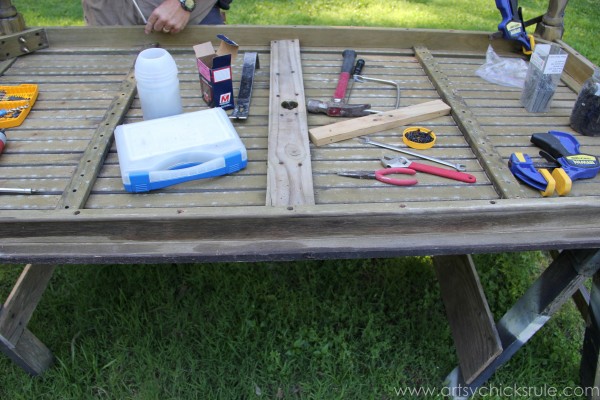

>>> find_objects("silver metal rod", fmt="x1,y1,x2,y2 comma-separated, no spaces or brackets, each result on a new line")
0,188,35,194
130,0,148,24
355,75,400,109
358,137,467,171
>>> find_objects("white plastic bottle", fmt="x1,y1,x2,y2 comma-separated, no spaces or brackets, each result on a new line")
134,48,183,120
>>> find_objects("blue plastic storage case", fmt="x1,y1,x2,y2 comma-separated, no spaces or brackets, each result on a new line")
114,108,247,193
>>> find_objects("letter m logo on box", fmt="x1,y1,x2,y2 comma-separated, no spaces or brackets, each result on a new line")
219,92,231,105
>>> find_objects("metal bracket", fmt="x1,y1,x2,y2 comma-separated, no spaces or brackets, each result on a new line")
0,28,49,61
230,52,259,120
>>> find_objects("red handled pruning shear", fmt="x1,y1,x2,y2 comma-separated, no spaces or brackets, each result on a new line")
338,167,418,186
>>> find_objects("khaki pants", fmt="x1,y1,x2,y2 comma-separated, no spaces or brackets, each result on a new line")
82,0,218,26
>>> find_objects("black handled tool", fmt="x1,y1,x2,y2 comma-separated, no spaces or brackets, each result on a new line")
307,50,371,117
345,59,365,103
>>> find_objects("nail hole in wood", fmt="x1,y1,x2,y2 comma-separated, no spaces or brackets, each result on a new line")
281,100,298,110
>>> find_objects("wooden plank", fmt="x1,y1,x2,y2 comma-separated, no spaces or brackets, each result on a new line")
0,328,54,376
308,99,451,146
434,255,502,384
0,264,56,375
0,265,56,344
44,26,517,53
266,39,315,206
56,67,137,211
556,39,597,91
446,249,600,395
1,197,600,256
414,46,526,200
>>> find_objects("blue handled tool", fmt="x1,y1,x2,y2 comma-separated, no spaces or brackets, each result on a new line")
509,131,600,196
495,0,535,54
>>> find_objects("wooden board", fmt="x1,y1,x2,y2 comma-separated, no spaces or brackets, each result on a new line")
266,39,315,206
434,255,502,384
0,264,56,375
308,99,451,146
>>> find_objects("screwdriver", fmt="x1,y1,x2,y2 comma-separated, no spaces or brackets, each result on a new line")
0,188,36,194
345,59,365,103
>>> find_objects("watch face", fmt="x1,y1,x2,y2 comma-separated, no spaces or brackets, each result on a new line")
181,0,196,11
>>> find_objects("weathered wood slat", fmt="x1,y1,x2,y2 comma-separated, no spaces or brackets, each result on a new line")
86,191,266,209
44,25,517,52
93,175,266,192
2,199,600,263
266,39,315,206
0,166,75,178
56,67,138,210
315,185,498,204
446,249,600,395
434,255,502,384
0,264,56,375
414,45,525,199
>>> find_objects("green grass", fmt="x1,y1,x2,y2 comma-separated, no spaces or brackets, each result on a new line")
2,1,598,399
0,254,587,399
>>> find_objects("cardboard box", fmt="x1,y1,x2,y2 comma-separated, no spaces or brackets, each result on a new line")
194,35,239,110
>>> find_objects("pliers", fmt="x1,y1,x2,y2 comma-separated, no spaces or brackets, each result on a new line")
382,156,477,183
338,167,418,186
338,156,477,186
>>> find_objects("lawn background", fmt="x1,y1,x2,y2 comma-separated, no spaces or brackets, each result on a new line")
1,0,598,399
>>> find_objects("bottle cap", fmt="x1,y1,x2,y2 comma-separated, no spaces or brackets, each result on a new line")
135,48,178,83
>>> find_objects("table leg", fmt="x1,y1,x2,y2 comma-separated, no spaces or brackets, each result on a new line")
534,0,569,41
0,264,56,375
445,249,600,399
581,270,600,399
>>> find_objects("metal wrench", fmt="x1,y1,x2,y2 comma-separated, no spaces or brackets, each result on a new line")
358,137,467,172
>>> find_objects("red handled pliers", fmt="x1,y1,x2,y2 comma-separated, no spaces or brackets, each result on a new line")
337,167,418,186
338,156,477,186
382,156,476,183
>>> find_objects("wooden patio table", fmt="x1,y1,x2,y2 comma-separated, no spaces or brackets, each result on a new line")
0,6,599,398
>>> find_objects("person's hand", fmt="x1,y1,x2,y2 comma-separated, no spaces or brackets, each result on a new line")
145,0,191,34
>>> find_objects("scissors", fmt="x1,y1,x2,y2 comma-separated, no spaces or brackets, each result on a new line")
337,167,418,186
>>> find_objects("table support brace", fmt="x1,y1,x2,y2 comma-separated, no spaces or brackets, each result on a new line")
582,271,600,399
0,264,56,375
445,249,600,399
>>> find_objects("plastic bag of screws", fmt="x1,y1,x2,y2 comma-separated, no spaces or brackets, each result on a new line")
570,68,600,136
520,44,568,113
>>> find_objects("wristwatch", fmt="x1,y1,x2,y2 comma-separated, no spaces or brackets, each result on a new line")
179,0,196,12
